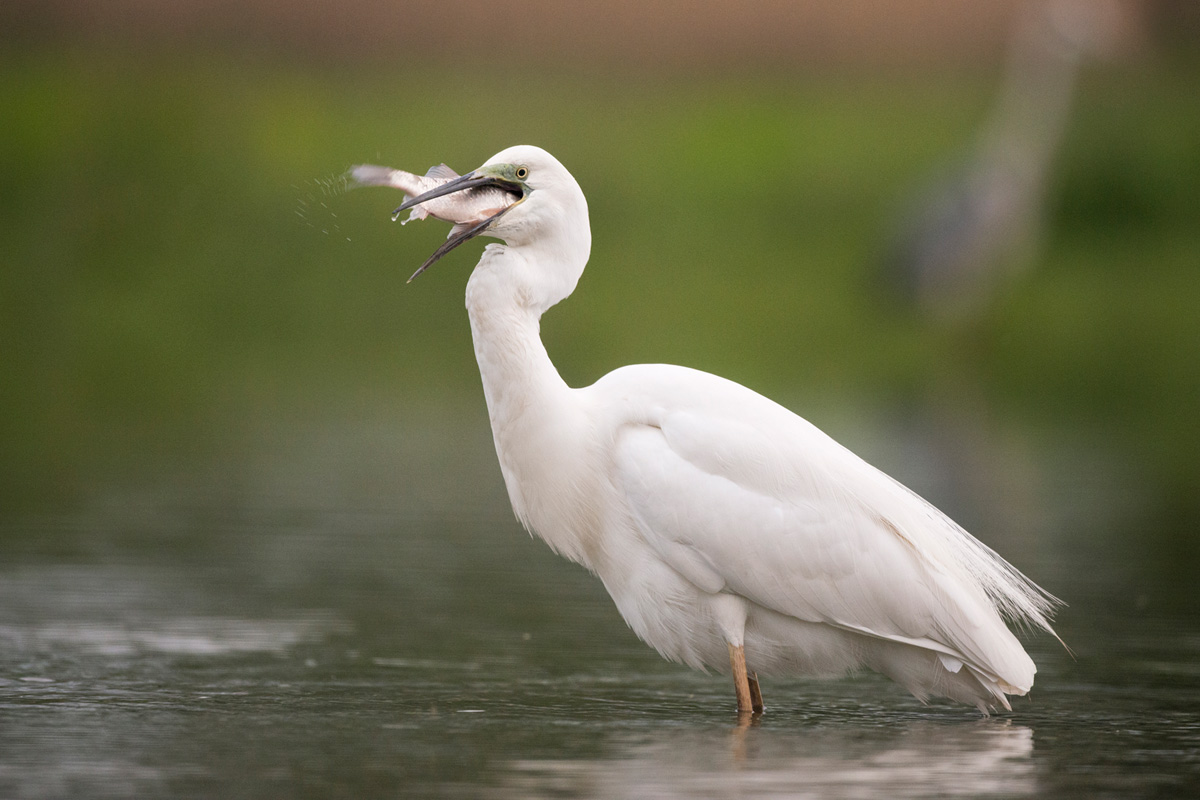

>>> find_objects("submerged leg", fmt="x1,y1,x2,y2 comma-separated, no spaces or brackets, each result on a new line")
748,670,764,713
727,642,754,713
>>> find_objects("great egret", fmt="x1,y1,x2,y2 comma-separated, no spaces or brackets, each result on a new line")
366,145,1060,714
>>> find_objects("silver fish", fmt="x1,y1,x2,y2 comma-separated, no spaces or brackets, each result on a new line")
350,163,517,227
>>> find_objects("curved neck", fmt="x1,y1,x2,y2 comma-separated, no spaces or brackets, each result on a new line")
466,255,570,429
465,244,597,564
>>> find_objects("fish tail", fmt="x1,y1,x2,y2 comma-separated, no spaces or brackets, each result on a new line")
348,164,401,188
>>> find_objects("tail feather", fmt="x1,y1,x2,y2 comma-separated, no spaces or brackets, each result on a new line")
884,474,1065,644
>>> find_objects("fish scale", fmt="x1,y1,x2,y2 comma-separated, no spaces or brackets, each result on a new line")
350,164,516,228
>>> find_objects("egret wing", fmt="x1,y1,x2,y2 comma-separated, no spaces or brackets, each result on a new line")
604,365,1048,686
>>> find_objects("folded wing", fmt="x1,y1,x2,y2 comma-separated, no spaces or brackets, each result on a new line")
606,365,1058,694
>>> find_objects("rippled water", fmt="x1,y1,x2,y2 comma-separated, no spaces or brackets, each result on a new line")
1,423,1197,798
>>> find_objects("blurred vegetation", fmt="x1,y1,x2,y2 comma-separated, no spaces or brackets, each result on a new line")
0,46,1197,529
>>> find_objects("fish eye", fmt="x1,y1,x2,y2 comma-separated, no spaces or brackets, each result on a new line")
515,166,529,180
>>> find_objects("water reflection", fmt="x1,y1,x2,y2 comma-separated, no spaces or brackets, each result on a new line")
0,564,349,662
2,614,345,659
495,720,1034,799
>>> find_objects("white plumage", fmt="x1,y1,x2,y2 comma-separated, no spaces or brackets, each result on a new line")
386,144,1060,713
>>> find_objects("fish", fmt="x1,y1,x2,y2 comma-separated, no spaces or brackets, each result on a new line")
349,163,518,227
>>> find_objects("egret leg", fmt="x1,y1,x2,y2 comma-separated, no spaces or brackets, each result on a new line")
748,671,764,713
727,643,754,713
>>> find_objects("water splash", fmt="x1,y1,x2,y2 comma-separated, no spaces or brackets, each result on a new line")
294,172,356,241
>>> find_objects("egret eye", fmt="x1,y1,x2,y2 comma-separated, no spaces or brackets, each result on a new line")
515,166,529,180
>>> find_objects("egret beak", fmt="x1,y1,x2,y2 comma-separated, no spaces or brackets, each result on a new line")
406,205,516,283
392,171,502,216
396,170,524,283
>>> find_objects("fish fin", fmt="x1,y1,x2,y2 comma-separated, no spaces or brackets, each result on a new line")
425,164,459,181
399,204,428,225
446,222,472,239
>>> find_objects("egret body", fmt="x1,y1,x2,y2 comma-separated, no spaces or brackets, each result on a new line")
384,145,1059,713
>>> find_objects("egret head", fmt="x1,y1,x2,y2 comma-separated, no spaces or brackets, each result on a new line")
399,146,591,294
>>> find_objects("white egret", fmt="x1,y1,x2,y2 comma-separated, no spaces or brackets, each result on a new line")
372,145,1061,714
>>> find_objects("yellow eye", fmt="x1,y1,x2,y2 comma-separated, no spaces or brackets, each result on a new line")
515,166,529,180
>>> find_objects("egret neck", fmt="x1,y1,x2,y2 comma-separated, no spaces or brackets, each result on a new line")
463,215,596,567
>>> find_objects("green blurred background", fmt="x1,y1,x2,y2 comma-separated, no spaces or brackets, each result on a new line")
1,0,1197,565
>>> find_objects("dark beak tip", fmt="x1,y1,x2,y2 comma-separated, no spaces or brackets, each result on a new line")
389,168,523,283
404,204,516,283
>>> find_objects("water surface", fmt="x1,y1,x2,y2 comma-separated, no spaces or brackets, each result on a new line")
1,422,1196,799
